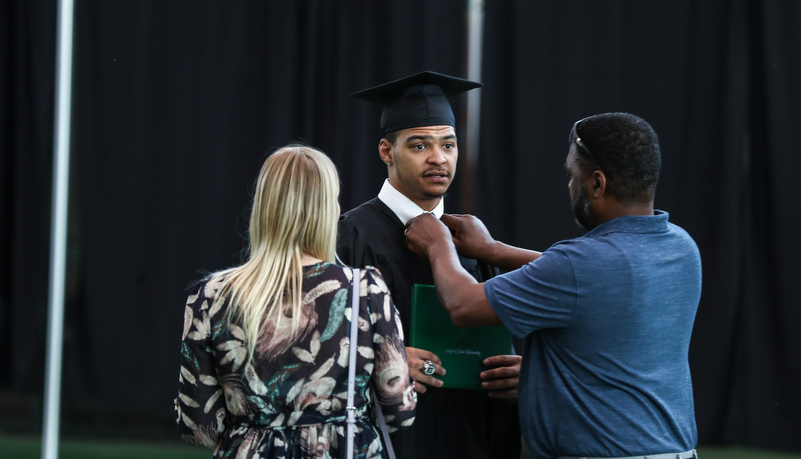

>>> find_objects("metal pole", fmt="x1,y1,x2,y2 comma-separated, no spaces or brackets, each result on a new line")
43,0,75,457
462,0,485,213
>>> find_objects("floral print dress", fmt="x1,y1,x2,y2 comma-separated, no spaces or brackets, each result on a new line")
175,263,416,458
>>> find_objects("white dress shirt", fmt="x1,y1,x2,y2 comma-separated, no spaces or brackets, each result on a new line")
377,179,444,225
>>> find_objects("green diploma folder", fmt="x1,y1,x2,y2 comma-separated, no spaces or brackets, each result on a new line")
410,284,513,390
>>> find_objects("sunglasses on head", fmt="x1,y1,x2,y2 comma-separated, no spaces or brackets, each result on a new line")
569,118,603,172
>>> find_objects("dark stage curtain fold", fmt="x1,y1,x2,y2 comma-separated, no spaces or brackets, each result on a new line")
719,1,801,450
1,0,799,452
1,0,58,392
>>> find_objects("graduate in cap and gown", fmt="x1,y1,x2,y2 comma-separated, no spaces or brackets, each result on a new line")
337,71,522,459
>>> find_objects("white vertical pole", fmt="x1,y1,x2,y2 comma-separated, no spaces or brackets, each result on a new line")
466,0,485,156
462,0,485,212
42,0,75,457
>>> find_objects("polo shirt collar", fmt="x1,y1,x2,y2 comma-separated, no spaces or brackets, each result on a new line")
377,179,444,225
585,210,670,237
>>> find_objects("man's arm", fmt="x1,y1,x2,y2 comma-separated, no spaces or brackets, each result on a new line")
406,214,521,399
441,214,541,271
405,213,501,328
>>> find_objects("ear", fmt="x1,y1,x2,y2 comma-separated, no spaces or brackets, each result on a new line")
378,138,393,166
590,170,607,199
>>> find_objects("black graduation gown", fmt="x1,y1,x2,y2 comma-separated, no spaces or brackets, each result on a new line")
337,198,521,459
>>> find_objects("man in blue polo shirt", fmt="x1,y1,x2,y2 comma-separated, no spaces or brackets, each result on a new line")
404,112,701,459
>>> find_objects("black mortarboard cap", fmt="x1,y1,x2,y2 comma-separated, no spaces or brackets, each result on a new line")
349,71,483,135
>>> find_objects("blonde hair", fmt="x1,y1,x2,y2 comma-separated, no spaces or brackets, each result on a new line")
217,145,340,363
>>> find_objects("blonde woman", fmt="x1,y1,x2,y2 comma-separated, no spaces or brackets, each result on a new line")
175,145,416,458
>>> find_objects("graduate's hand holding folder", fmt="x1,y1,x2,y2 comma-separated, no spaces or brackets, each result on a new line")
406,345,445,394
411,284,517,393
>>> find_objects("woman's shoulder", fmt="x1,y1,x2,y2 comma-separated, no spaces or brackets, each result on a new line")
361,266,390,293
186,271,230,302
328,263,384,279
310,262,387,287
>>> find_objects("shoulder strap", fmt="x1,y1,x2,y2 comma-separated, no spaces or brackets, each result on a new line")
345,268,396,459
346,268,360,459
374,386,396,459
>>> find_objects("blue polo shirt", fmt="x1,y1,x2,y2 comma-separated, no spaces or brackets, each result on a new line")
485,211,701,458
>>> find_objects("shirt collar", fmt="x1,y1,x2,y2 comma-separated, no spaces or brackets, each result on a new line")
377,179,444,225
585,210,670,238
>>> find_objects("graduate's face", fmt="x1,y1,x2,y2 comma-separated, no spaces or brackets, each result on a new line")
380,125,458,211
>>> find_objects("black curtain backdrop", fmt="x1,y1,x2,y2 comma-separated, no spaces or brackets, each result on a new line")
2,0,799,453
478,1,801,451
1,0,59,401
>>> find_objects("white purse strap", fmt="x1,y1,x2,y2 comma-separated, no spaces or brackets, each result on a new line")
346,268,395,459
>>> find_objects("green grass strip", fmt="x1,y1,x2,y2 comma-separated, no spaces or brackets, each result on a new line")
0,436,209,459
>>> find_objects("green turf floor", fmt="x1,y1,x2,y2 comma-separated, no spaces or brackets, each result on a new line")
2,436,801,459
0,436,205,459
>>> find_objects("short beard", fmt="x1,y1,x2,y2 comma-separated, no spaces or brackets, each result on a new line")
423,190,448,201
572,185,594,230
